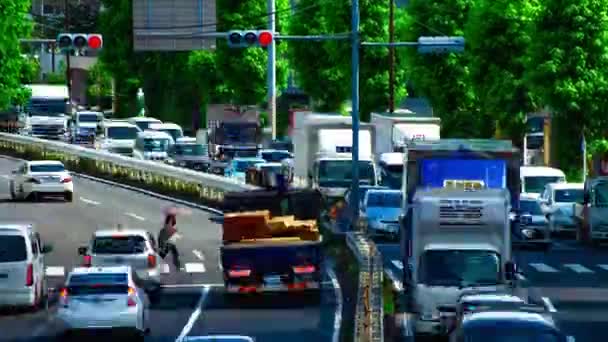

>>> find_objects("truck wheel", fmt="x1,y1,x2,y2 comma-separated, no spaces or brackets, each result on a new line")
64,191,73,202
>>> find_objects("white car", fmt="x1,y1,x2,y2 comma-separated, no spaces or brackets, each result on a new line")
0,223,53,309
9,160,74,202
57,266,150,339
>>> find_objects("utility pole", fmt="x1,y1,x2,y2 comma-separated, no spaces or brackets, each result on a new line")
350,0,361,223
268,0,277,141
388,0,395,112
64,0,71,104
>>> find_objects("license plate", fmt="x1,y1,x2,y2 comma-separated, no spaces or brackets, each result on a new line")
264,275,282,289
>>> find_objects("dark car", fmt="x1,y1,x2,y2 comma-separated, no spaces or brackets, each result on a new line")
166,142,210,171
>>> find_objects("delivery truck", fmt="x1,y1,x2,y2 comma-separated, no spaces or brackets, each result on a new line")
371,110,441,155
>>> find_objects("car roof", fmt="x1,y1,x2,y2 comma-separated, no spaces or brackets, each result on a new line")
520,166,566,177
256,162,283,167
463,311,556,329
149,122,182,130
129,117,161,122
547,182,584,190
69,265,132,276
28,160,64,166
460,293,525,303
0,223,35,234
94,228,149,237
138,130,172,139
104,121,138,128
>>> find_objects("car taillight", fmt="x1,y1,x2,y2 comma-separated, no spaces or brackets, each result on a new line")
148,254,156,268
293,265,315,274
127,287,137,306
25,264,33,286
228,268,251,278
61,176,72,183
59,287,69,306
83,255,92,267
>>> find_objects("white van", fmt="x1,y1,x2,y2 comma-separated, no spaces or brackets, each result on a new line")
0,223,53,308
520,166,566,196
133,130,172,161
127,117,162,131
99,121,140,156
148,122,184,142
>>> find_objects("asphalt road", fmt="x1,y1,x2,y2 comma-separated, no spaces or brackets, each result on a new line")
377,236,608,342
0,156,339,342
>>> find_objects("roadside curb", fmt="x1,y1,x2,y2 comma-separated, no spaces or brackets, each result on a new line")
0,154,223,215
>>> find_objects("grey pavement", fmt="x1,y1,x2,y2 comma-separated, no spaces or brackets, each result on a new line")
0,156,338,342
376,236,608,342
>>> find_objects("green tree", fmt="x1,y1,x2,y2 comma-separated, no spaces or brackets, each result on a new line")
99,0,141,117
0,0,33,109
525,0,608,169
465,0,542,144
87,61,113,108
402,0,487,138
215,0,290,110
33,2,100,39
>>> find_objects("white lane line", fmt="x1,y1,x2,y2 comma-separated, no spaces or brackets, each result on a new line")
542,297,557,312
598,264,608,271
175,286,210,342
79,197,100,205
391,260,404,270
327,267,343,342
564,264,594,273
161,263,171,274
45,266,65,277
125,212,145,221
529,263,558,273
192,249,205,261
184,262,206,273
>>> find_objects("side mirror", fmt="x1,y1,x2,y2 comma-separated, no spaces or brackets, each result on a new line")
41,244,54,254
77,246,87,255
505,261,517,280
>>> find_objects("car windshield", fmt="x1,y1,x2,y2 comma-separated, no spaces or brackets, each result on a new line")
319,160,376,187
30,164,65,173
92,236,146,254
174,144,206,156
366,192,402,208
27,98,67,116
143,138,170,152
0,235,26,262
68,273,129,295
134,121,159,131
107,126,138,140
160,128,183,141
554,189,583,203
520,200,543,215
594,182,608,206
221,124,258,144
78,114,98,122
524,176,564,193
382,164,403,189
419,250,500,287
464,328,563,342
261,151,291,162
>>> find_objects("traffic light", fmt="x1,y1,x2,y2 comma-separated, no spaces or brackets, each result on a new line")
226,30,274,48
56,33,103,52
417,36,465,54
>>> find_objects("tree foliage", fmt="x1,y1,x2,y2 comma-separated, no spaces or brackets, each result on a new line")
465,0,541,143
0,0,33,109
525,0,608,168
33,2,100,39
402,0,488,138
215,0,290,108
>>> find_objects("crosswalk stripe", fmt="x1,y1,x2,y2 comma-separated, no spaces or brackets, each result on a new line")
161,263,170,274
563,264,594,273
45,266,65,277
597,265,608,272
391,260,404,270
183,262,206,273
529,263,558,273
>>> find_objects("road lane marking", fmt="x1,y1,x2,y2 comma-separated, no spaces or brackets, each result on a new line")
45,266,65,277
327,267,343,342
392,260,404,270
125,212,145,221
529,263,558,273
541,297,557,312
192,249,205,260
161,263,170,274
598,264,608,272
175,286,210,342
564,264,594,273
79,197,100,205
184,262,206,273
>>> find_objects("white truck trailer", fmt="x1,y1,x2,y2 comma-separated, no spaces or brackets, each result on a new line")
403,188,519,338
371,110,440,155
293,113,377,200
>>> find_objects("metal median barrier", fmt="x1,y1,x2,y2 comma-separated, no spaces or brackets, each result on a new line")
346,232,384,342
0,133,258,209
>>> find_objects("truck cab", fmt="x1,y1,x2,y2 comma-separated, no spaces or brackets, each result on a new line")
404,188,518,338
148,122,184,142
71,111,102,144
23,84,70,139
99,121,139,156
378,152,404,189
132,130,172,161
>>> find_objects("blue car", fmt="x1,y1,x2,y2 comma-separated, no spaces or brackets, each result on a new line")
224,157,266,183
363,189,402,240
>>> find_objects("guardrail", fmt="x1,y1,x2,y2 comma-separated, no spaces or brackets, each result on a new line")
346,231,384,342
0,133,259,209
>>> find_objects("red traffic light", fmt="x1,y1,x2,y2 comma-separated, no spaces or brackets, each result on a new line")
258,31,273,47
87,34,103,49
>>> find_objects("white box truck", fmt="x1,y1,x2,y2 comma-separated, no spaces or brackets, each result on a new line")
293,113,377,200
403,188,519,338
371,110,441,155
22,84,71,140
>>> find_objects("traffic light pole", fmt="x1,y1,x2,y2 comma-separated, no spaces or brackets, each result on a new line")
64,0,71,105
350,0,361,225
268,0,277,141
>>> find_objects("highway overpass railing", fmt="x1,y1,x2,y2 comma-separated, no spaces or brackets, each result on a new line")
0,133,258,209
346,231,384,342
